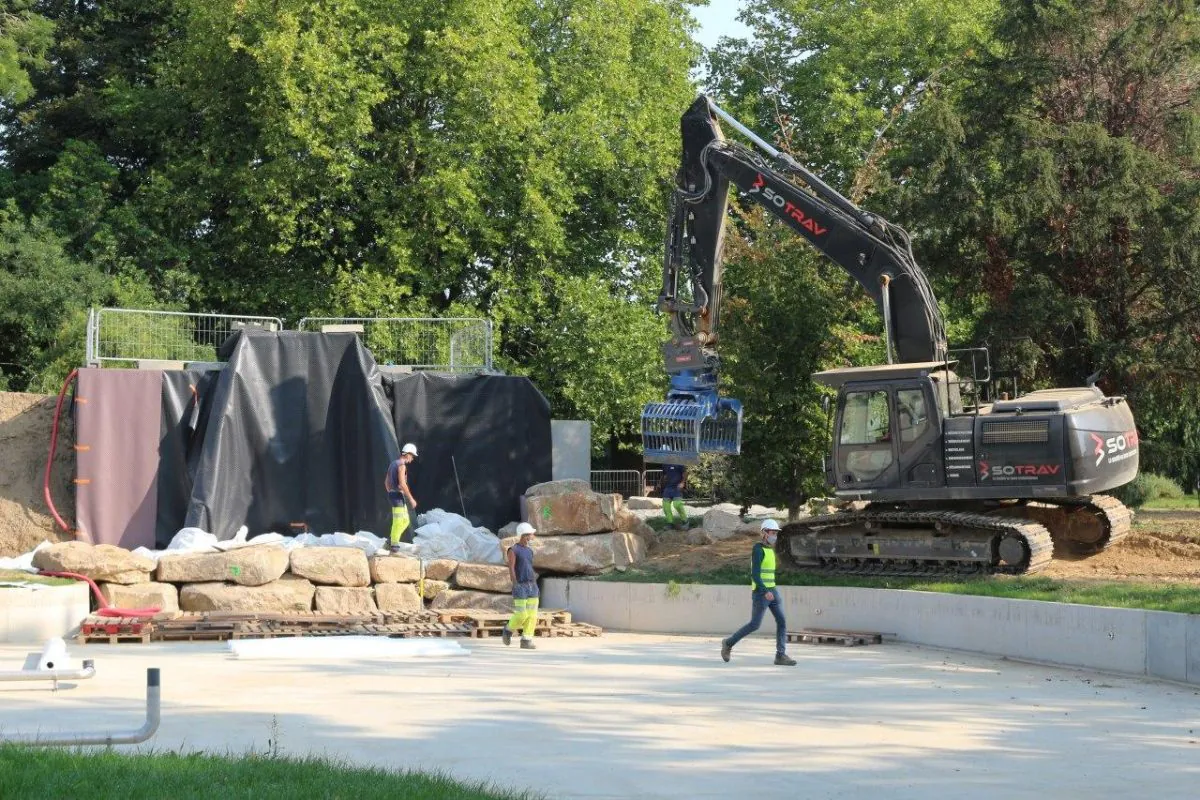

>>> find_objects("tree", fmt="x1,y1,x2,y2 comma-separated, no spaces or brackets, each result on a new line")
0,1,53,106
0,202,106,391
888,0,1200,483
720,210,880,519
701,0,996,510
3,0,699,446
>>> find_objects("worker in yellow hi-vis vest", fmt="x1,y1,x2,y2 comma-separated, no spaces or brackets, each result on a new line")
720,519,796,666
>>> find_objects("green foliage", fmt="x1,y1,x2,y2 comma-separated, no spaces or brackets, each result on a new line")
1112,472,1186,509
888,0,1199,483
0,747,537,800
499,273,664,449
0,2,53,105
0,202,106,391
719,211,880,517
2,0,696,444
701,0,996,513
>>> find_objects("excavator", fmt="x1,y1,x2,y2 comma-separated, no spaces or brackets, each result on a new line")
641,96,1138,575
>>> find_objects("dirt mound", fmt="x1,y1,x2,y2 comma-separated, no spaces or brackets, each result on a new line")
0,391,75,557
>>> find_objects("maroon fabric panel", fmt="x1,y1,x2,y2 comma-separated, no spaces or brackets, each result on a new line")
74,368,162,548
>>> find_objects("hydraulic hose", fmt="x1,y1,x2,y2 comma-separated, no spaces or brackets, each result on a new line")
39,571,161,619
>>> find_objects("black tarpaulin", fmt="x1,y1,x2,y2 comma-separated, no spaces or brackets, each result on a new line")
156,369,220,547
184,330,399,540
387,372,551,532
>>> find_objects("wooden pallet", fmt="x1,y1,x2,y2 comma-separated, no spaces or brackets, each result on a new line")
786,628,882,647
472,621,602,639
436,609,572,626
78,617,153,644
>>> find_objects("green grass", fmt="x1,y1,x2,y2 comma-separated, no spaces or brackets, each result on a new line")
0,747,537,800
0,569,75,587
594,566,1200,614
1140,496,1200,511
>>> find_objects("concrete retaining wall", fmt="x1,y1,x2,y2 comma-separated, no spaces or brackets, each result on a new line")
543,579,1200,685
0,582,90,644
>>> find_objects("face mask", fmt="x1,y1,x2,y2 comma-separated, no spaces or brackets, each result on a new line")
765,533,778,546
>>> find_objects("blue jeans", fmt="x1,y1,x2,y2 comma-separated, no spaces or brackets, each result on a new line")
726,589,787,655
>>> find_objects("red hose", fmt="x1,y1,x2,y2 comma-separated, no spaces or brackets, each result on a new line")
39,570,161,618
43,368,78,534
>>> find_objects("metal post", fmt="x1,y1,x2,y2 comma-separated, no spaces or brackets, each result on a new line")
879,273,895,364
0,668,160,746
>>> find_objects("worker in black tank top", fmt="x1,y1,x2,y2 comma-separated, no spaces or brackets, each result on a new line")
503,523,541,650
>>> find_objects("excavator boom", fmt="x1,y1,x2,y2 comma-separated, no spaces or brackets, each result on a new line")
643,96,947,463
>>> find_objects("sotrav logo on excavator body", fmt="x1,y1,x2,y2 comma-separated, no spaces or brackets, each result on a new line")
749,174,828,236
979,461,1061,481
1089,430,1139,467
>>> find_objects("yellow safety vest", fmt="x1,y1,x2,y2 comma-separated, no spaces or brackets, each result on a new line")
751,544,776,590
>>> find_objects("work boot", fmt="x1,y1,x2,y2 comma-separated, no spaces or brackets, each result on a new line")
520,638,537,650
502,627,512,647
720,639,731,663
389,544,403,555
774,653,797,666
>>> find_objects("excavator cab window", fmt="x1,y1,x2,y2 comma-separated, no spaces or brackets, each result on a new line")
897,388,930,447
838,389,896,485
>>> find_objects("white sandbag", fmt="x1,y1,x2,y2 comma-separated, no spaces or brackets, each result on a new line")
464,527,503,564
166,527,220,553
0,542,50,573
228,635,468,660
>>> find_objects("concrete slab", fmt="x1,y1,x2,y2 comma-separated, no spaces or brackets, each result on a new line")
1,635,1198,799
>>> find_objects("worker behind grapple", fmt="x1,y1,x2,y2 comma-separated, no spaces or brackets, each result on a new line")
658,463,688,530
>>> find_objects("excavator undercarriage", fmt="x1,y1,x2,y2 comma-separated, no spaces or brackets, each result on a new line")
781,494,1132,577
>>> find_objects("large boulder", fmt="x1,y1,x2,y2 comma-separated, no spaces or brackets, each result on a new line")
375,582,422,614
369,555,421,584
615,508,656,539
524,491,620,535
424,559,458,581
157,546,289,587
625,496,663,510
430,589,514,613
101,581,179,614
455,563,512,593
179,575,315,612
32,541,156,585
420,579,449,600
289,547,370,587
524,479,591,498
502,532,645,575
314,586,378,615
702,508,743,541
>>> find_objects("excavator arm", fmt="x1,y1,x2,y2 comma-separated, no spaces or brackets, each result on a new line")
643,95,948,464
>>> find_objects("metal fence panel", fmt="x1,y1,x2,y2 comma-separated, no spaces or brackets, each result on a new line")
88,308,283,366
297,317,492,372
589,470,644,499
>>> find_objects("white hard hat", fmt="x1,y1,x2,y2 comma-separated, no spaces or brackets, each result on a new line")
402,443,418,457
760,519,782,532
516,522,536,536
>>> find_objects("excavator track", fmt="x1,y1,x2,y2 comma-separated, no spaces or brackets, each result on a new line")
780,509,1054,578
985,494,1133,555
